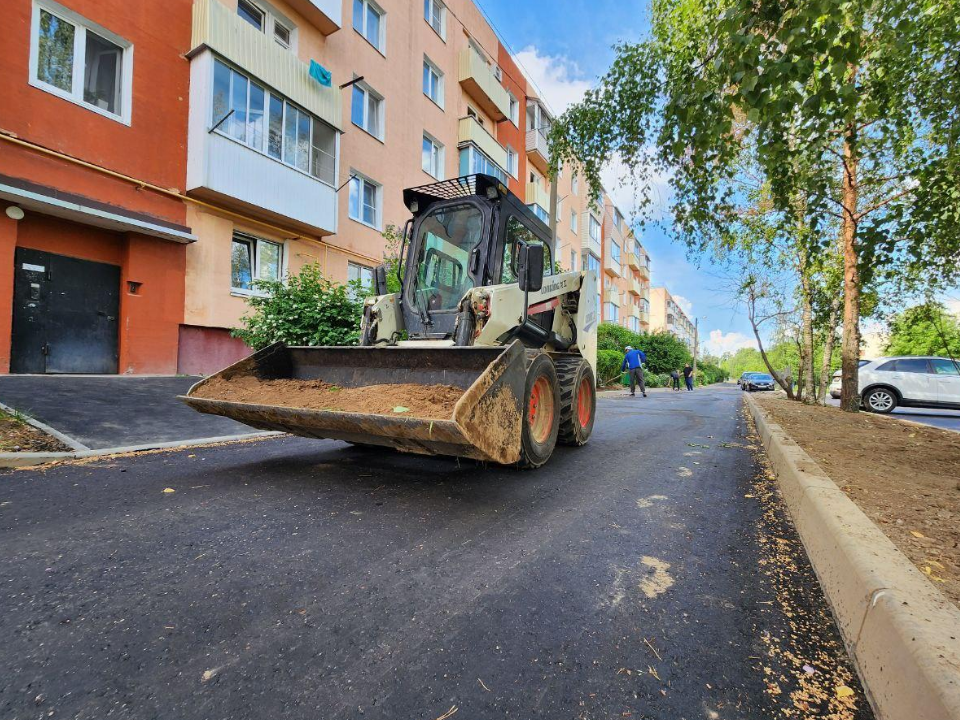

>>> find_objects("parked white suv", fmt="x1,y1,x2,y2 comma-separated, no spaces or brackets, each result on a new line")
830,356,960,413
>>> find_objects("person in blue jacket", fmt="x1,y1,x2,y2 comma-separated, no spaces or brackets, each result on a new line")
621,345,647,397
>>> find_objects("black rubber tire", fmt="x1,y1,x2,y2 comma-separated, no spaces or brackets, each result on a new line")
516,354,560,469
863,386,897,414
555,357,596,447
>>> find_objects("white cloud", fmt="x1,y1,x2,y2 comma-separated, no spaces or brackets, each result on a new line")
513,46,593,113
673,295,694,316
705,330,757,356
945,298,960,317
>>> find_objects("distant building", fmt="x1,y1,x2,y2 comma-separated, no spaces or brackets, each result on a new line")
649,287,696,350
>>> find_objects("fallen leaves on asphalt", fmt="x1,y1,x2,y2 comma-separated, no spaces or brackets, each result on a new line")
162,488,175,494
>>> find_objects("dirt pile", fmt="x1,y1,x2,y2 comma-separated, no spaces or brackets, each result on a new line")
193,376,463,419
755,394,960,608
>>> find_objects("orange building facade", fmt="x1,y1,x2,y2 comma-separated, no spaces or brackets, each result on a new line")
0,0,193,374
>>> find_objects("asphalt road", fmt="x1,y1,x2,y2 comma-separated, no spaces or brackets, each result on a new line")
0,386,873,720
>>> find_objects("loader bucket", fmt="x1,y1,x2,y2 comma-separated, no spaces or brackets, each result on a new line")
179,341,528,465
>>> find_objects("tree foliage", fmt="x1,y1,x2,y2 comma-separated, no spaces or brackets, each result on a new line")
597,322,693,374
885,304,960,357
233,263,364,349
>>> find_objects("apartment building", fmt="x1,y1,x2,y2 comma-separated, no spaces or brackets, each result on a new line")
600,196,652,332
649,286,696,350
0,0,194,374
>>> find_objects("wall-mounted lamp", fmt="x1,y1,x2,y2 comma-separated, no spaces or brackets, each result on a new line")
5,206,25,221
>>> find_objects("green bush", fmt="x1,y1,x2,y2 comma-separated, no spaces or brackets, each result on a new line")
597,322,693,374
233,263,364,349
696,361,727,385
597,349,625,386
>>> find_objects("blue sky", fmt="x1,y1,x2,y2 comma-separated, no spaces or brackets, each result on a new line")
478,0,760,357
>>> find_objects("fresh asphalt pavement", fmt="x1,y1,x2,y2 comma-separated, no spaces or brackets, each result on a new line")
0,375,261,449
0,385,873,719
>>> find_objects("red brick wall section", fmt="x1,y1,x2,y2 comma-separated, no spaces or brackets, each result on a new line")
0,216,17,373
177,326,253,377
497,44,528,201
1,214,185,374
119,233,186,374
0,0,192,225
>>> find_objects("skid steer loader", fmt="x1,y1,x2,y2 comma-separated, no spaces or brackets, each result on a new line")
181,174,598,468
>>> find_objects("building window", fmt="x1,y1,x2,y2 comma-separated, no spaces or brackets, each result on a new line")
570,208,577,232
351,81,383,139
348,261,375,296
508,92,519,126
586,253,600,273
572,172,579,195
570,249,577,271
348,174,381,228
237,0,264,29
353,0,384,52
466,105,484,128
212,60,336,184
29,1,132,123
424,0,445,39
422,133,444,179
589,216,601,243
614,210,623,231
458,145,506,183
231,233,282,293
237,0,294,50
422,58,443,107
605,302,619,323
506,146,518,177
610,240,621,269
628,316,639,332
556,196,563,222
273,21,292,48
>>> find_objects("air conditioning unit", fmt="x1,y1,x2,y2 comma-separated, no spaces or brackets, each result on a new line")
494,66,503,82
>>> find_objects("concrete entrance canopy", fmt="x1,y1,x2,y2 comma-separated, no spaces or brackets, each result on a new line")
0,175,196,245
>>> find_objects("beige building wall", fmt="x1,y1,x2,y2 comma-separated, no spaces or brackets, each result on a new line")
184,0,516,341
649,286,696,349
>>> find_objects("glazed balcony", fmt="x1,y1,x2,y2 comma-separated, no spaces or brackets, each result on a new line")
525,180,550,216
458,116,508,170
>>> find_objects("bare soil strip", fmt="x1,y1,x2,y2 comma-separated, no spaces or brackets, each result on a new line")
0,412,71,453
754,393,960,608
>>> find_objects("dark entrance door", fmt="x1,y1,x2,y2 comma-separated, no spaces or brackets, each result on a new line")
11,248,120,374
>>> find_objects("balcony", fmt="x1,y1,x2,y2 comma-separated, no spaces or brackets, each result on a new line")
604,259,621,277
458,116,508,172
637,260,650,280
629,277,642,295
526,127,550,174
459,47,510,122
285,0,340,34
525,181,550,215
626,252,641,270
581,214,601,256
638,311,650,325
627,304,640,319
190,0,341,130
604,288,620,306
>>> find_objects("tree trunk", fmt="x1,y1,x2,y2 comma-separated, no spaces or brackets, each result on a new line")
746,282,795,399
799,248,816,404
839,129,862,412
817,294,842,403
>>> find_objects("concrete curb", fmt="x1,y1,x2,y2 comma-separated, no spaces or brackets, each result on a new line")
0,431,284,469
744,394,960,720
0,400,90,451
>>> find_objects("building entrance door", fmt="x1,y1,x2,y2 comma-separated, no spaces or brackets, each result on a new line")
11,248,120,374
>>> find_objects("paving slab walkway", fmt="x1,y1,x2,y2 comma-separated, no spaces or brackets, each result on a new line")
0,376,262,450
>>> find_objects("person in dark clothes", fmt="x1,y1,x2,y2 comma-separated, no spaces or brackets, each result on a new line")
621,345,647,397
683,363,694,391
670,369,681,391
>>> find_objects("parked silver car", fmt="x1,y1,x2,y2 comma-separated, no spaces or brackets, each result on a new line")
830,356,960,413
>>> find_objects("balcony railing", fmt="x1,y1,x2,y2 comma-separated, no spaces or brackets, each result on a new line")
626,252,641,270
190,0,341,130
526,127,549,173
459,47,510,121
525,181,550,214
458,116,508,171
604,258,621,277
638,310,650,325
629,277,642,295
604,288,620,305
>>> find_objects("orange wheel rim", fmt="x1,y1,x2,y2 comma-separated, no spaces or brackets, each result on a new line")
528,376,555,444
577,377,592,428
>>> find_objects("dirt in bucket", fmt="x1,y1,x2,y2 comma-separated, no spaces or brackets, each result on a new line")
193,375,463,419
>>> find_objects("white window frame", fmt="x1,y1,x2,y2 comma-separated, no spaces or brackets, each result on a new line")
556,196,563,222
348,172,382,230
348,261,375,297
570,208,577,232
507,91,519,127
231,231,285,296
351,80,384,141
571,172,579,195
422,57,444,108
423,0,446,40
28,0,134,125
589,215,601,243
506,145,518,178
236,0,297,51
353,0,386,54
422,132,444,180
570,249,577,271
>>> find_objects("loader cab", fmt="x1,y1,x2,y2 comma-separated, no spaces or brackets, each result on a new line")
400,174,554,340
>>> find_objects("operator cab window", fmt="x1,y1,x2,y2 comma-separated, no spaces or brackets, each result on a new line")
500,216,553,284
412,203,483,313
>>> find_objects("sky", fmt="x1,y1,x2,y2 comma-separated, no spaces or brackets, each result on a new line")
476,0,760,358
